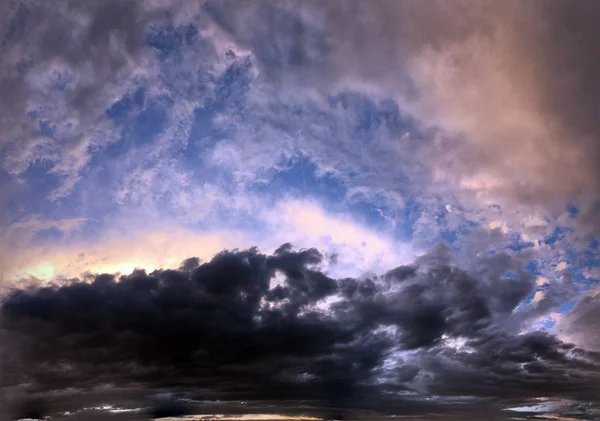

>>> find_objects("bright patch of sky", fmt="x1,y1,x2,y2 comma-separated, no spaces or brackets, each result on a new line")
0,2,598,347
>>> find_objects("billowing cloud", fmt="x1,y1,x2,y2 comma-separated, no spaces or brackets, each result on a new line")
2,244,598,419
0,0,151,197
558,291,600,352
204,0,600,231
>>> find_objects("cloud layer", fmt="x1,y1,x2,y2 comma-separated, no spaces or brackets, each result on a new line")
2,244,600,419
1,1,600,420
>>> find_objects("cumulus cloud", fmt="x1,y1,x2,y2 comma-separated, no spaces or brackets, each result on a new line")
1,244,598,418
0,0,175,198
558,292,600,352
2,0,599,227
206,0,600,228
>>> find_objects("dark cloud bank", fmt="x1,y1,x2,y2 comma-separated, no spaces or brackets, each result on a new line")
2,244,600,419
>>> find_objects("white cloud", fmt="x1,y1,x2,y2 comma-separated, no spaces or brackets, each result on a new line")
265,198,416,277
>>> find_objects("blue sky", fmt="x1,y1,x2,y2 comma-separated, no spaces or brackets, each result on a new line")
2,0,599,343
2,0,599,339
2,1,600,419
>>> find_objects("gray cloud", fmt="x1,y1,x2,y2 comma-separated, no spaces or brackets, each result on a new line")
1,244,597,418
1,2,600,419
559,292,600,352
206,0,600,224
0,0,166,199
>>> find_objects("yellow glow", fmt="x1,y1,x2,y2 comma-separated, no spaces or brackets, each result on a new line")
488,220,508,233
24,263,55,280
555,262,568,271
2,228,245,282
532,290,544,304
93,262,144,276
536,277,549,286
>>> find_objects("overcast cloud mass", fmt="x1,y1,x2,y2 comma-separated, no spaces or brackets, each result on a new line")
1,1,600,420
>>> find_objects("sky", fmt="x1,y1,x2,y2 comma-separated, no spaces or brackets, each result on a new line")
1,0,600,420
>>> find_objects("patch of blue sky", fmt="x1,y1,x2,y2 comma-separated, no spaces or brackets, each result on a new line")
0,167,32,225
327,92,416,139
103,39,442,245
62,167,121,221
506,233,536,252
566,203,579,218
391,199,423,241
205,199,266,234
29,226,69,244
7,162,110,246
249,154,344,203
582,244,600,267
537,318,557,330
38,119,55,137
441,221,481,248
213,56,254,111
556,299,577,314
68,89,169,230
15,160,61,214
20,166,115,242
525,259,541,275
183,56,254,160
102,89,170,162
186,106,230,152
277,92,429,235
129,95,170,144
145,23,198,60
427,208,480,250
84,49,255,232
582,239,600,277
180,61,268,193
544,225,575,246
346,194,397,229
440,230,459,245
552,243,598,292
433,204,475,247
145,21,221,107
105,87,146,124
245,153,400,234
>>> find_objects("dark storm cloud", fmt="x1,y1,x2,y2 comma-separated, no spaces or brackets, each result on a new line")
421,331,600,401
2,244,600,417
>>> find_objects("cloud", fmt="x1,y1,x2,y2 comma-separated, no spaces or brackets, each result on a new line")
0,227,243,283
0,0,175,198
1,2,600,418
558,293,600,352
2,244,598,417
0,196,414,283
206,0,600,231
1,215,87,245
265,199,415,277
